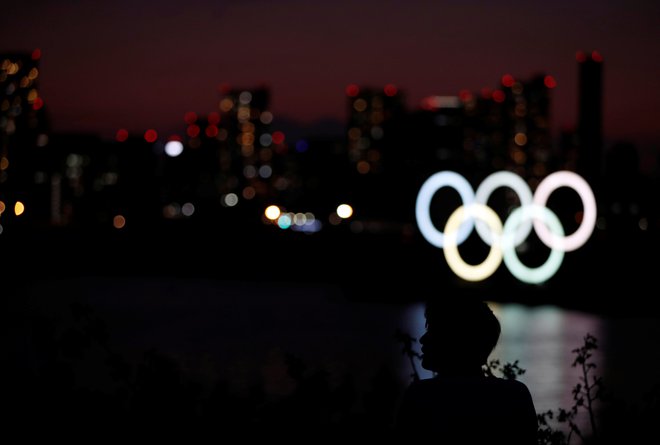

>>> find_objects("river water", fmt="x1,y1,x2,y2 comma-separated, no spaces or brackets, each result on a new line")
7,276,659,434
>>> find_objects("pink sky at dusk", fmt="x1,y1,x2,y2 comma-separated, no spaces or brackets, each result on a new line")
2,0,658,166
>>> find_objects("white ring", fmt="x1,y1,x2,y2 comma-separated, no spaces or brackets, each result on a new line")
474,170,534,247
415,169,597,283
502,204,565,284
533,171,597,252
415,171,475,248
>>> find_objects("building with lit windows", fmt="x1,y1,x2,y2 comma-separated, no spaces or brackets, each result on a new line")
213,85,276,207
347,74,557,224
412,94,466,170
161,85,313,230
345,83,406,176
460,73,557,188
344,84,407,220
0,50,51,229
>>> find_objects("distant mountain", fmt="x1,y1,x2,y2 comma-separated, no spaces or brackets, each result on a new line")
270,116,345,142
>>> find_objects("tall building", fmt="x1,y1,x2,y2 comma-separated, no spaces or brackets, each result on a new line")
2,50,163,232
576,50,604,187
161,85,309,229
404,95,464,193
344,84,406,220
460,87,508,181
345,83,406,176
0,49,50,228
462,73,556,187
214,85,276,206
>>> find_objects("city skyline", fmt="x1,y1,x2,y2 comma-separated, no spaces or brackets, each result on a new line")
3,4,660,439
2,45,656,294
1,1,658,292
1,0,658,166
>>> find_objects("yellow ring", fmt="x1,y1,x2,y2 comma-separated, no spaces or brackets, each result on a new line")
443,203,504,282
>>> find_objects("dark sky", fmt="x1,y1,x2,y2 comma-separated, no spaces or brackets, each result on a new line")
2,0,658,161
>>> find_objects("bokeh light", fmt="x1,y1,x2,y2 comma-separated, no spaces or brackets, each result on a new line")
501,74,515,87
181,202,195,217
259,111,273,125
113,215,126,229
223,193,239,207
272,131,285,145
544,75,557,89
492,90,506,103
265,205,281,220
277,213,292,229
164,140,184,157
184,111,197,124
116,128,129,142
144,129,158,143
345,84,360,97
384,83,398,96
14,201,25,216
336,204,353,219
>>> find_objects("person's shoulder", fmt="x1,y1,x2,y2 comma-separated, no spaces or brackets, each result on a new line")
494,376,532,392
402,377,438,394
486,376,535,406
408,377,438,388
405,375,533,398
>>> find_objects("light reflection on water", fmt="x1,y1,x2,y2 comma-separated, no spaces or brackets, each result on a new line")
490,303,604,414
13,276,659,435
401,301,605,420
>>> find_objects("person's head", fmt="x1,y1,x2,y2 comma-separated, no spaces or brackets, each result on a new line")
419,297,501,374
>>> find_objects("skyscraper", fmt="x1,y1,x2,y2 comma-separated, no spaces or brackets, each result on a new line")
0,49,50,227
344,84,406,220
576,50,604,187
462,73,556,187
345,83,405,177
166,84,308,227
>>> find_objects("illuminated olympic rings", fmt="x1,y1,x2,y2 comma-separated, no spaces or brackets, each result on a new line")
415,170,596,284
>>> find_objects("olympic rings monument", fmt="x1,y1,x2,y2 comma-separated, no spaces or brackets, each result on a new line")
415,170,596,285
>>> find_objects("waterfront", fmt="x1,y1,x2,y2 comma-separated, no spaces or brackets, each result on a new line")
6,275,659,434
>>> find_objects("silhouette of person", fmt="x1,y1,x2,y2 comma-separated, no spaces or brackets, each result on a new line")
395,297,538,444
